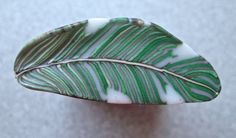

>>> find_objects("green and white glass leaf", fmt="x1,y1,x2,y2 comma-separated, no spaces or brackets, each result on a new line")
14,18,221,104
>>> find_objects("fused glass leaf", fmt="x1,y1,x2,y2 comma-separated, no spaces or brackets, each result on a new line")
14,18,221,104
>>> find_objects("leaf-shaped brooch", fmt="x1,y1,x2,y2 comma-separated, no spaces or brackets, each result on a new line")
14,18,221,104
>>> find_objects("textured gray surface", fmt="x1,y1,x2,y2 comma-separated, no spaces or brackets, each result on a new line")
0,0,235,138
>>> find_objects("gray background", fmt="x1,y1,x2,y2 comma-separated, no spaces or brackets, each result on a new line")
0,0,235,138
